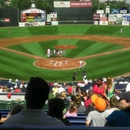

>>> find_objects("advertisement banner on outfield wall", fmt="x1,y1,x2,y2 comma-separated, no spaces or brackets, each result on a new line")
120,9,127,14
123,14,130,22
100,14,107,21
97,10,104,14
47,14,51,22
54,1,70,8
108,14,116,25
54,1,92,8
116,14,123,24
51,21,59,25
70,1,92,8
122,21,129,25
19,22,45,27
50,12,58,21
19,22,25,27
99,21,108,25
93,14,100,25
111,9,119,14
100,14,108,25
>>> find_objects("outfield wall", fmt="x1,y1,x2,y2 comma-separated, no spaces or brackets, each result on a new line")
0,9,19,27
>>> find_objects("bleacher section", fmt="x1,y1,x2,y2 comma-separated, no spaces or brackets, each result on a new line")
0,125,130,130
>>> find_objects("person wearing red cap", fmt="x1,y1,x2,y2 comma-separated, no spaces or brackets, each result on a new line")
86,94,108,126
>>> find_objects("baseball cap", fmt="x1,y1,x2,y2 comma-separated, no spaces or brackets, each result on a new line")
91,94,107,112
115,91,130,102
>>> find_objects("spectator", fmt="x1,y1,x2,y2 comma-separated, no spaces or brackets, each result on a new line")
105,106,130,127
59,92,70,107
7,90,12,99
4,77,65,125
58,84,65,94
93,78,108,100
65,103,78,117
72,71,78,82
14,87,22,93
106,77,121,99
52,86,58,96
68,84,73,94
47,98,71,126
86,94,108,126
84,90,92,109
6,104,24,119
105,96,119,115
115,91,130,109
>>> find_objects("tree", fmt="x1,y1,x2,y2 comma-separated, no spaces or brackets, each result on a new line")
105,0,129,12
92,0,99,13
35,0,54,13
0,0,5,8
11,0,32,10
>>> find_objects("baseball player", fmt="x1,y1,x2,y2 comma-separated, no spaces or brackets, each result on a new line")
79,59,83,70
62,49,66,57
47,48,50,57
120,28,123,33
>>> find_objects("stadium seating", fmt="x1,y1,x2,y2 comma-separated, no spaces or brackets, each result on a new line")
0,125,130,130
67,116,86,126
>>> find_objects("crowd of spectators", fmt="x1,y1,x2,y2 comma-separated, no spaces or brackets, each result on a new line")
0,75,130,127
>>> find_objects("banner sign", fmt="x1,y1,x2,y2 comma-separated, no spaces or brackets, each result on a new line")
108,14,116,21
94,21,99,25
123,14,130,22
54,1,70,8
120,9,127,14
122,21,129,25
106,6,110,14
54,1,92,8
51,21,59,25
97,10,104,14
93,14,100,20
22,9,45,13
19,22,45,27
111,9,119,14
45,22,52,25
99,21,108,25
4,18,10,22
116,14,123,24
100,14,107,21
70,2,92,8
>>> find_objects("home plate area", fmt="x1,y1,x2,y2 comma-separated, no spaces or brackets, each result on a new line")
50,60,68,66
34,58,85,70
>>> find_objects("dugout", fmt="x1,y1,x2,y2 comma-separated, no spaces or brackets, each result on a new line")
54,1,93,23
0,9,19,27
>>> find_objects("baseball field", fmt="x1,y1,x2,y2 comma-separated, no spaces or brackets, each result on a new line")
0,25,130,82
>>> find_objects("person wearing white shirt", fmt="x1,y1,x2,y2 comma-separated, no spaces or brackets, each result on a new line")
58,84,65,94
79,59,83,70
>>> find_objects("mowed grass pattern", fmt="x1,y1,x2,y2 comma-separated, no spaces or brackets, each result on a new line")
0,49,130,81
0,25,130,81
8,40,124,58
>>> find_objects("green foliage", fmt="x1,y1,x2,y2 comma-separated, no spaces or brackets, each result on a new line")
105,0,129,12
11,0,31,9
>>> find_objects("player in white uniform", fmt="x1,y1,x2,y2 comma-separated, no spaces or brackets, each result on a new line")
120,28,123,33
47,49,50,57
79,59,83,70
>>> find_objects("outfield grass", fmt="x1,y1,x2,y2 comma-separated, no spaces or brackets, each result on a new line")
0,25,130,81
0,25,130,38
